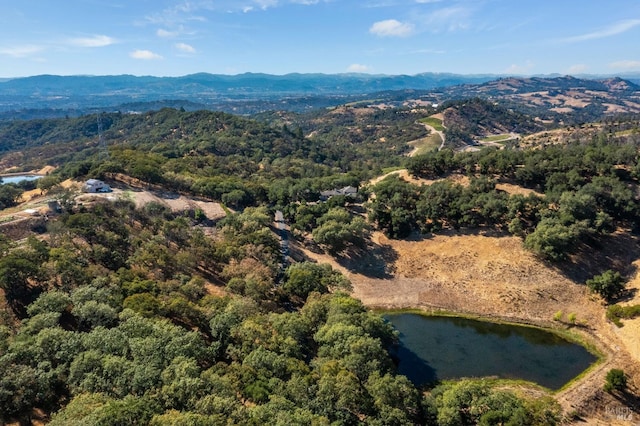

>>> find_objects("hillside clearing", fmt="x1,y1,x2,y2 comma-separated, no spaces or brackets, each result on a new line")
297,228,640,424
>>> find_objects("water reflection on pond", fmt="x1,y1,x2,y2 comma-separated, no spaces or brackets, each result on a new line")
1,175,42,184
385,313,597,390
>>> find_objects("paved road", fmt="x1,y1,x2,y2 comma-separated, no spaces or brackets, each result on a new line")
274,210,289,266
419,121,446,151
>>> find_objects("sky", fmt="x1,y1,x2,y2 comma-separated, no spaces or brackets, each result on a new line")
1,0,640,78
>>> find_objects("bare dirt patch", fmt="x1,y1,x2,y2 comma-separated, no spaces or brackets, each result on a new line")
37,165,56,175
83,186,227,221
369,170,471,188
496,182,543,197
616,261,640,364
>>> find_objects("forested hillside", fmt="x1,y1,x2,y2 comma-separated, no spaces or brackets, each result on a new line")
1,102,640,424
0,193,560,425
437,98,545,147
399,127,640,263
0,107,430,209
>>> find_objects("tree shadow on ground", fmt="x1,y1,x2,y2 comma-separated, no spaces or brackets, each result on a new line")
616,287,638,303
552,231,640,284
609,388,640,420
333,227,512,279
334,241,399,279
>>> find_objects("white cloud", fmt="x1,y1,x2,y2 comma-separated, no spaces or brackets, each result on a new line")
415,0,442,3
561,19,640,43
609,60,640,70
567,64,588,74
253,0,279,10
251,0,322,9
505,60,534,74
370,19,414,37
144,1,212,26
130,49,163,60
347,64,370,73
407,48,445,55
419,6,471,32
175,42,196,53
0,45,43,58
157,29,179,38
68,35,115,48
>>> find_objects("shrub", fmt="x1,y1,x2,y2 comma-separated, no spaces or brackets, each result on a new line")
606,304,640,327
604,369,627,393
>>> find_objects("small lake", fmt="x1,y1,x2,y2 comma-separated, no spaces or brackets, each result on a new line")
1,175,42,184
386,313,597,390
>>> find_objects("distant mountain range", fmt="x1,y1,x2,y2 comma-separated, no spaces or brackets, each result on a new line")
0,72,500,97
0,72,639,118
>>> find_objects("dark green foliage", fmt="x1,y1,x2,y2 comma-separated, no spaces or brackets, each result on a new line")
407,148,456,178
586,270,625,302
604,368,627,393
0,237,49,317
428,379,561,426
368,175,421,238
311,207,369,253
523,217,581,261
0,183,24,210
283,262,351,301
606,304,640,326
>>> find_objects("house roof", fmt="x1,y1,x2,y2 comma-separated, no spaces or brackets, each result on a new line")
320,186,358,198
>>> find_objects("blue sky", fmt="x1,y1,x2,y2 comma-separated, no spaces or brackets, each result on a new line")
1,0,639,77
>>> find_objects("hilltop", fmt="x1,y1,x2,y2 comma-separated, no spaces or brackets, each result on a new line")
432,76,640,124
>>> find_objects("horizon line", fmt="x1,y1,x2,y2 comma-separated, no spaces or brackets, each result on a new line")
1,71,640,80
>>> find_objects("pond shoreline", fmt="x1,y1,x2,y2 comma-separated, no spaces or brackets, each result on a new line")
377,307,605,393
375,306,603,354
0,171,43,177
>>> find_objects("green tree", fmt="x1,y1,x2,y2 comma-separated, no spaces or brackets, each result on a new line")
368,175,421,238
312,207,369,253
0,252,46,317
0,184,24,209
523,217,580,261
604,368,627,393
0,362,40,424
586,270,625,302
36,175,63,193
283,262,351,301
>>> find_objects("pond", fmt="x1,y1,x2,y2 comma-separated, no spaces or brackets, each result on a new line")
1,175,42,184
385,313,597,390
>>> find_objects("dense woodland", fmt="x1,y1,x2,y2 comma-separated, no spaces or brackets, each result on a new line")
1,102,640,424
0,199,561,425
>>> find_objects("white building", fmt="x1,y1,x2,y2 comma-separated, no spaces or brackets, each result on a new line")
319,186,358,201
84,179,111,193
